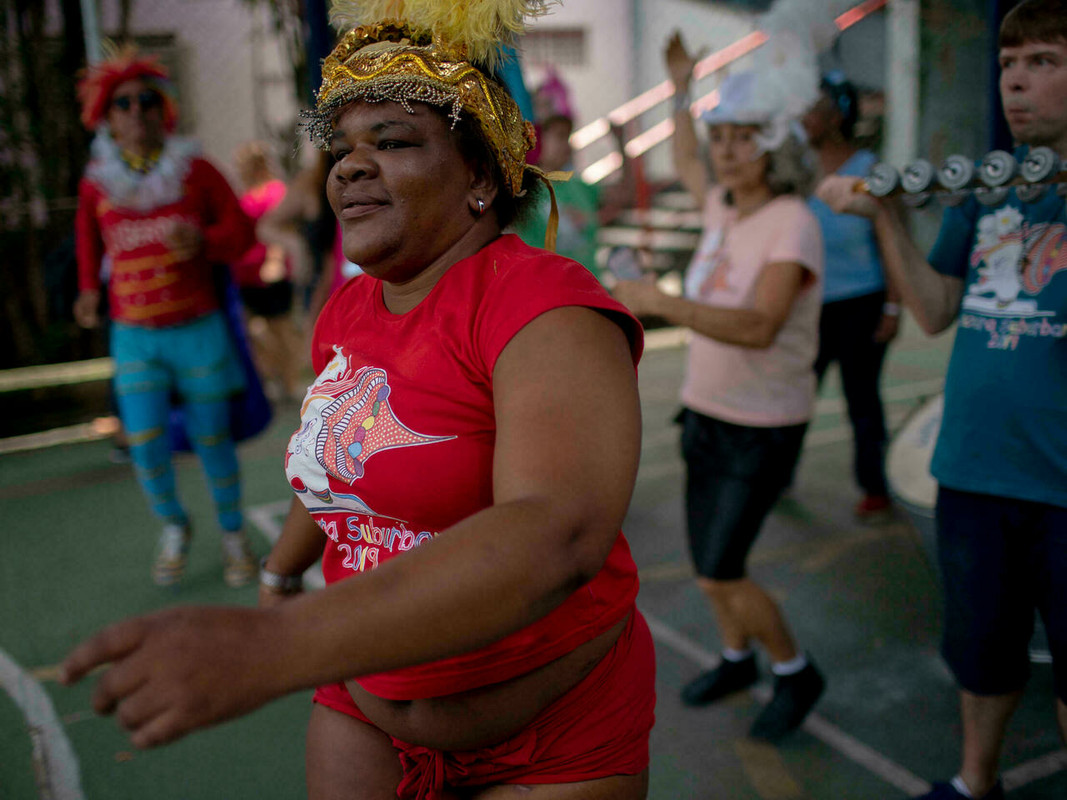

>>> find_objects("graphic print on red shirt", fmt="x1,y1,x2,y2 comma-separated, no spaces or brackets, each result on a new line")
287,234,645,699
285,345,455,555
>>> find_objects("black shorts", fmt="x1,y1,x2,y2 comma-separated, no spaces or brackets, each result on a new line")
679,408,806,580
937,486,1067,700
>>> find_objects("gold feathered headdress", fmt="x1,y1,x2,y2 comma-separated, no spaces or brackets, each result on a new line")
329,1,549,71
307,0,554,199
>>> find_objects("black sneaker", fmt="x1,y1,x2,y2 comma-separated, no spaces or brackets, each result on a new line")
681,654,758,707
749,660,825,741
913,780,1005,800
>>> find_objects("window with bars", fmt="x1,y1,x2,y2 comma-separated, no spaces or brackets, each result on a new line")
520,28,588,67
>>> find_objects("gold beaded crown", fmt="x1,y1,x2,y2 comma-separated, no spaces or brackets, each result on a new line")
307,2,552,197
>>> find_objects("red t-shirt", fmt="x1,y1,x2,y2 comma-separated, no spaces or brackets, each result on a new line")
285,234,644,700
76,157,254,327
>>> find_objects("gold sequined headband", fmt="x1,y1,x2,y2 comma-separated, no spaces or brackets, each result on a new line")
307,21,535,197
306,2,568,249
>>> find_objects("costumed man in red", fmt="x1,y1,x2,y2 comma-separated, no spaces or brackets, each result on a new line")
73,47,258,587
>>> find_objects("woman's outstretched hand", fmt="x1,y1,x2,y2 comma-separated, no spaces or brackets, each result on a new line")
613,278,666,318
60,605,288,749
664,31,700,91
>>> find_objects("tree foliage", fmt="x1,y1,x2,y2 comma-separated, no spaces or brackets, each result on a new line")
240,0,309,107
0,0,96,368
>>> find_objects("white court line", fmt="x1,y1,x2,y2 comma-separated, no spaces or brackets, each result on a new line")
1003,749,1067,791
245,498,291,541
0,423,107,455
2,497,312,800
0,646,85,800
637,401,913,476
640,328,944,412
643,609,1067,794
641,609,933,796
814,378,944,417
246,499,325,589
643,327,690,351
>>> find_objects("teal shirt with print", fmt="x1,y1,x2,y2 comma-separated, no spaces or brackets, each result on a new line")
513,179,603,279
928,161,1067,509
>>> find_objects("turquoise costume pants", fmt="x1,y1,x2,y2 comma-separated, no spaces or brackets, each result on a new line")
111,313,244,532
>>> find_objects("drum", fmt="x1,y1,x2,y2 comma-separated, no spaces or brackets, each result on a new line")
886,393,942,562
886,392,1050,663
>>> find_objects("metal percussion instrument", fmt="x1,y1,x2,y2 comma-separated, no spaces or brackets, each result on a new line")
1021,146,1063,182
858,146,1067,207
864,161,901,197
979,149,1018,186
937,154,976,191
899,159,936,207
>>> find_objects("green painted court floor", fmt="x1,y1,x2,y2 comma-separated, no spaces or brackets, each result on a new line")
2,319,1065,799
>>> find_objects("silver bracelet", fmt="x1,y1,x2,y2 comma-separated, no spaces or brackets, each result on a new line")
672,89,691,113
259,558,303,593
882,302,901,316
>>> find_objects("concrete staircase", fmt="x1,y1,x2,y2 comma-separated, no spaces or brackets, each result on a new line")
596,188,702,312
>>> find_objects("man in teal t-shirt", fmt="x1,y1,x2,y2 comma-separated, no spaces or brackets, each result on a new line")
816,2,1067,799
927,165,1067,507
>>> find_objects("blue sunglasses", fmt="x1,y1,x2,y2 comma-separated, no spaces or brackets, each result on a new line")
112,91,163,112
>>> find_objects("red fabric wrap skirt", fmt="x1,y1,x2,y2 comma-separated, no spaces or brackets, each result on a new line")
313,608,656,799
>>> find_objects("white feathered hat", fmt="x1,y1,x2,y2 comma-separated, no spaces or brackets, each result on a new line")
701,0,839,155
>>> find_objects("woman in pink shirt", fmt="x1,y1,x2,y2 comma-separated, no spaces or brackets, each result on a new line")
232,141,301,401
615,33,825,741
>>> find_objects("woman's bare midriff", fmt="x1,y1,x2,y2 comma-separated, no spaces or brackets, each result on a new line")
344,614,629,751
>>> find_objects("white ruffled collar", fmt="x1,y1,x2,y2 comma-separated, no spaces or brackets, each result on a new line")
85,130,200,211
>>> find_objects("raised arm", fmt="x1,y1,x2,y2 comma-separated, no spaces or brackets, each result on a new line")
61,305,641,747
597,123,638,225
665,32,709,208
817,175,964,334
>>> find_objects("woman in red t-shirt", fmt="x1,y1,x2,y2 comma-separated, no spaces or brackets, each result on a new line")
62,8,656,799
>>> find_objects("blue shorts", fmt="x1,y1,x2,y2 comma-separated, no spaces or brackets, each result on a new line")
680,409,806,580
936,486,1067,700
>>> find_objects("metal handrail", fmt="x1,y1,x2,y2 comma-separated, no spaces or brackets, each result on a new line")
575,0,888,184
